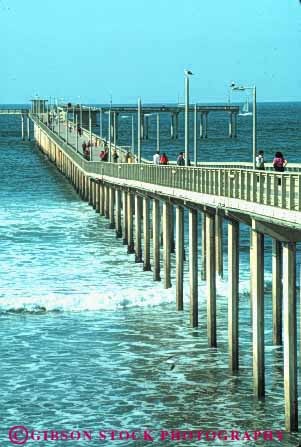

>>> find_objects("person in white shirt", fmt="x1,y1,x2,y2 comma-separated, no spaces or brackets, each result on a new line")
255,150,265,170
153,150,160,165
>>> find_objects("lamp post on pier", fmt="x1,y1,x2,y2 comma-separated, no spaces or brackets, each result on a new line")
230,82,257,169
184,69,193,166
137,97,142,163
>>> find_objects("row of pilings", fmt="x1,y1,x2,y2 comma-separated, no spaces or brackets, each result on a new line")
36,125,300,433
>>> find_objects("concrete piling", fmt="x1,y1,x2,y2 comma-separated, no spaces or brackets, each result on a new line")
143,197,151,271
189,208,198,327
251,229,265,399
176,206,184,311
153,198,161,281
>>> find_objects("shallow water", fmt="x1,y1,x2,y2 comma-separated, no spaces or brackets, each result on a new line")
0,105,300,446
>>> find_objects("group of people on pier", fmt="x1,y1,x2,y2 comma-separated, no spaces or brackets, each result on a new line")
255,150,288,171
153,150,191,166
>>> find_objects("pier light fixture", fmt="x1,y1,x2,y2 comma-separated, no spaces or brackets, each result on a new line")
184,69,193,166
230,81,257,169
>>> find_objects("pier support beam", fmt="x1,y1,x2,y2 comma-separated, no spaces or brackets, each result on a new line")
233,112,237,138
189,209,198,327
153,198,161,281
251,229,265,399
228,220,239,371
176,206,184,311
283,242,297,432
272,239,282,345
228,112,233,138
99,183,104,215
206,213,216,347
92,180,96,209
135,195,143,263
163,201,171,288
27,116,30,140
201,213,207,280
109,186,115,229
88,178,93,206
105,185,110,219
21,115,24,140
170,113,175,140
115,189,122,238
127,192,134,254
200,112,204,139
122,191,128,245
143,197,151,271
215,213,223,278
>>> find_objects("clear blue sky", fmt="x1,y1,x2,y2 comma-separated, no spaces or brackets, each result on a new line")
0,0,300,104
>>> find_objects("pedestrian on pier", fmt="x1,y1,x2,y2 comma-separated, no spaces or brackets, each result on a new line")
112,148,119,163
82,141,87,153
102,147,109,162
177,152,185,166
84,147,90,160
160,153,169,165
273,151,287,172
255,150,265,170
153,150,160,165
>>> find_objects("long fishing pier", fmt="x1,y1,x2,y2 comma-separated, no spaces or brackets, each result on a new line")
26,100,301,433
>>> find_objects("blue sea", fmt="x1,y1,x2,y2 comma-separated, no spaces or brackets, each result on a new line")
0,103,300,446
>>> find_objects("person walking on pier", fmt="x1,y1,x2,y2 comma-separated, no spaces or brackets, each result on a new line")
160,153,169,165
255,150,265,170
82,141,87,153
112,148,119,163
177,152,185,166
273,151,287,172
84,146,90,160
153,150,160,165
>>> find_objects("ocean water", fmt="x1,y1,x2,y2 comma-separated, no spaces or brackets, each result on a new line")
0,104,300,447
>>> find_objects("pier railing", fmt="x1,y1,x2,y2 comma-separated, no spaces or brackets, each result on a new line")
34,116,301,213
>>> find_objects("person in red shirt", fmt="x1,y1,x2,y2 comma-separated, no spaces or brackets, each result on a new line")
160,153,168,165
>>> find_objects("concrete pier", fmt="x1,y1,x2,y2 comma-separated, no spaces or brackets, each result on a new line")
153,198,161,281
32,112,301,434
176,206,184,311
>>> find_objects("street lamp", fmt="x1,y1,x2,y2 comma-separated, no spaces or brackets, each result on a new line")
137,97,142,163
230,82,257,169
184,69,193,166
